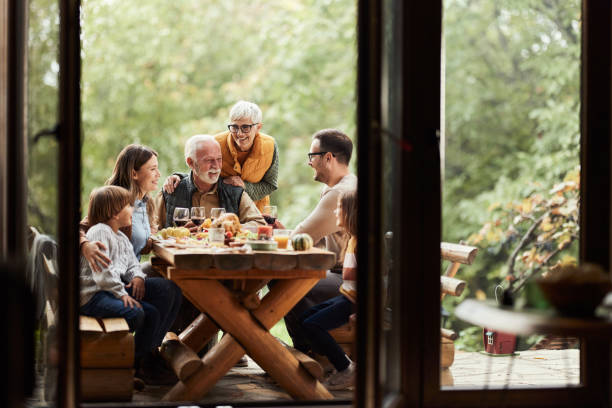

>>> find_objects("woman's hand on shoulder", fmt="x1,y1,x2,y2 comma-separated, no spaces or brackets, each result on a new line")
223,176,245,188
163,175,181,194
81,241,111,273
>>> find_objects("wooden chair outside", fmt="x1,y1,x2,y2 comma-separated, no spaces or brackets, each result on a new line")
440,242,478,386
325,242,478,378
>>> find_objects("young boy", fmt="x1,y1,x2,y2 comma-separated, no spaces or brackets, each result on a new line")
79,185,182,385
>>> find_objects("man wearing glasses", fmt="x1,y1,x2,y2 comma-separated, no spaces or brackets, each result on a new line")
164,101,278,213
280,128,357,354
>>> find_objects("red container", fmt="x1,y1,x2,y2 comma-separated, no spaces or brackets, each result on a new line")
257,225,273,240
482,328,517,355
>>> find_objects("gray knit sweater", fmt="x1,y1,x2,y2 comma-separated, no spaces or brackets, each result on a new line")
79,223,147,306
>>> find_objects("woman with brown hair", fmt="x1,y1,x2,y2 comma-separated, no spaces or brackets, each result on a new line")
80,144,161,272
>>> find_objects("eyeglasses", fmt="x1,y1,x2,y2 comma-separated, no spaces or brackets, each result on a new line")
228,123,258,134
307,151,334,162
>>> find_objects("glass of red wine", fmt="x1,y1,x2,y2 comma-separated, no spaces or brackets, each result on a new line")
263,205,277,226
210,207,226,221
173,207,189,227
190,206,206,230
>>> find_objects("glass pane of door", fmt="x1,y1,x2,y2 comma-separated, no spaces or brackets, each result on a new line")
441,0,581,389
26,0,60,403
79,0,357,404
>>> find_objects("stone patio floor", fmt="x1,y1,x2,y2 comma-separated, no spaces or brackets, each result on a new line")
27,349,580,406
443,349,579,389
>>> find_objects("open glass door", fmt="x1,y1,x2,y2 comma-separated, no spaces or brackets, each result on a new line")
26,0,62,403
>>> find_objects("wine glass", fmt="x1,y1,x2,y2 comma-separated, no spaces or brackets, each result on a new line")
190,207,206,230
263,205,277,225
210,207,226,221
173,207,189,227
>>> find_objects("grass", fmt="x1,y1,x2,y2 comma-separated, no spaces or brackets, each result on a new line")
270,319,293,346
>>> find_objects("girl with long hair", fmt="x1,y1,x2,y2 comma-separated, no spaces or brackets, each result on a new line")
299,189,358,390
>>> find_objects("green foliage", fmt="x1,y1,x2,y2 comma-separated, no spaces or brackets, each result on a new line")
27,0,61,237
442,0,581,350
27,0,582,355
27,0,357,236
79,0,357,229
468,169,580,293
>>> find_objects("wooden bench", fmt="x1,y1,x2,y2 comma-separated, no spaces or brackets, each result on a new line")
29,227,135,402
80,316,134,402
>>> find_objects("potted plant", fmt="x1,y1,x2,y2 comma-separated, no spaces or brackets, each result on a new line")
468,168,580,354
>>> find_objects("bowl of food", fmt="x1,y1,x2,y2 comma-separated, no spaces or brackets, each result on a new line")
537,263,612,317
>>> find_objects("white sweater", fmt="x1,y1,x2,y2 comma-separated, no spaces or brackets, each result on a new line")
293,173,357,267
79,223,147,306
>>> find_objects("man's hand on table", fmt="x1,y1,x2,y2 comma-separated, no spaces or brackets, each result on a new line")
163,174,181,194
273,219,286,229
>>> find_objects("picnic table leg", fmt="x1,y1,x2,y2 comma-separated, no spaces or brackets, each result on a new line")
163,332,245,401
178,313,219,353
179,277,332,400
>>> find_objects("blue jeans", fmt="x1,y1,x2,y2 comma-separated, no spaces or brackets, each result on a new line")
274,271,343,353
80,277,182,360
300,294,354,371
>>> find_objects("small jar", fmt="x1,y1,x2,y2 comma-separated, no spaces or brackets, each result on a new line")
257,225,273,240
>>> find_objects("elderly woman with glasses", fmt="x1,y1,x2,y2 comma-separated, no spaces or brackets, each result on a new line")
164,101,278,213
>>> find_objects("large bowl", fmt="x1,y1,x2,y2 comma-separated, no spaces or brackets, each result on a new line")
536,280,612,317
246,240,278,251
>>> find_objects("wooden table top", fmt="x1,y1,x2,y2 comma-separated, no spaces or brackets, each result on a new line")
455,299,612,339
152,242,336,279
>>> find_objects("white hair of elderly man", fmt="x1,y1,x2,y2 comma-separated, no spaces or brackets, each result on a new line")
184,134,218,161
229,101,262,124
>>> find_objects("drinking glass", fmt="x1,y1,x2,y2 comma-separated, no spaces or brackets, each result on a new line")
273,229,291,249
173,207,189,227
263,205,277,225
190,207,206,229
210,207,226,221
208,228,225,246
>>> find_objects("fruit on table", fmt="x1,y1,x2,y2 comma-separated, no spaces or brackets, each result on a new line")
291,233,313,251
160,227,190,239
212,213,240,235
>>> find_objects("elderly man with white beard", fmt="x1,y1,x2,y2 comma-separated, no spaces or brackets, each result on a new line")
154,134,266,230
154,135,265,352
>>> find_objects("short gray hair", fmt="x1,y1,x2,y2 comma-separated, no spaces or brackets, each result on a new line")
229,101,262,124
184,134,217,161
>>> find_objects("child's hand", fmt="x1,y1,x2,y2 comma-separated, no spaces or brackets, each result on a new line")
121,294,141,309
126,277,145,300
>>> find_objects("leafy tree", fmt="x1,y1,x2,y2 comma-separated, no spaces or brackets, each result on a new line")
442,0,581,350
27,0,357,235
467,167,579,295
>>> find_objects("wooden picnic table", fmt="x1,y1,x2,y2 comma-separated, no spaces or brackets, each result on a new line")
152,242,336,401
